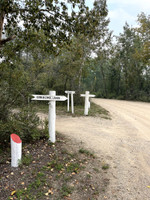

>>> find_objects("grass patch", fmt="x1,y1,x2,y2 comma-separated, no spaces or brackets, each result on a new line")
60,184,74,197
66,162,80,173
88,102,110,119
57,102,110,118
47,160,64,171
79,148,95,158
15,171,46,199
19,154,33,167
102,163,109,170
32,101,110,119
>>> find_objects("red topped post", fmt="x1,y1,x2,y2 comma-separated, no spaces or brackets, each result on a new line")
10,134,22,167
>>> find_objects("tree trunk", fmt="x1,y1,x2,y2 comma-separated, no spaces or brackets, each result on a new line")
100,65,107,97
0,11,5,41
78,63,83,93
0,11,15,47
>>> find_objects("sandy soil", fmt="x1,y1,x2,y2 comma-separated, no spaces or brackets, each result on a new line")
55,98,150,200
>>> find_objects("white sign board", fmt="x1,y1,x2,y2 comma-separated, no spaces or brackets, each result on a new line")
32,95,67,101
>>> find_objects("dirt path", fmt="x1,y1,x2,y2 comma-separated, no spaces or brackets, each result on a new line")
55,99,150,200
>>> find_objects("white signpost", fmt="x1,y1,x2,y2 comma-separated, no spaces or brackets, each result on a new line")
80,91,95,116
65,91,75,114
32,91,67,143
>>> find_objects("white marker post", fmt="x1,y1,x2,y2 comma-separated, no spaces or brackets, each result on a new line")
65,91,75,114
32,91,67,143
88,100,91,109
49,91,56,143
80,91,95,115
10,134,22,167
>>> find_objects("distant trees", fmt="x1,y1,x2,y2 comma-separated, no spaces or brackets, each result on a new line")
113,13,150,100
85,13,150,101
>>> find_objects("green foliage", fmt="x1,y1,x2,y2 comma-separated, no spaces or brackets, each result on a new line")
79,148,95,158
11,108,41,141
85,13,150,102
66,163,80,173
60,184,74,197
0,0,87,50
20,154,33,166
0,106,46,148
102,163,109,170
47,160,64,171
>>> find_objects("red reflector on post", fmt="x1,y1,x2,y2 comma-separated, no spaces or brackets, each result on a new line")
11,134,22,143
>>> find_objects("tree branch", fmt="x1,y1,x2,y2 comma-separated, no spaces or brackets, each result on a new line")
0,35,16,47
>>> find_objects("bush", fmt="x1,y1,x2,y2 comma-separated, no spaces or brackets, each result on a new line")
0,106,47,148
11,107,41,141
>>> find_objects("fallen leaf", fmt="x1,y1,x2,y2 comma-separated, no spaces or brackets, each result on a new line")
48,189,53,195
147,186,150,188
11,190,16,196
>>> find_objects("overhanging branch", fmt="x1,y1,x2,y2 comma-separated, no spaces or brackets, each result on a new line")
0,35,16,47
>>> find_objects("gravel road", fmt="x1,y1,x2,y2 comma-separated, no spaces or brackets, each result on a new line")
55,98,150,200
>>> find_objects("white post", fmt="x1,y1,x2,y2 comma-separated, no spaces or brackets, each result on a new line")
84,91,89,116
49,91,56,143
71,93,74,114
88,100,90,109
80,91,95,116
11,134,22,167
65,91,75,114
67,93,69,112
32,91,67,143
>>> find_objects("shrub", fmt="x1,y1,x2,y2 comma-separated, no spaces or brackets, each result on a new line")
0,106,46,148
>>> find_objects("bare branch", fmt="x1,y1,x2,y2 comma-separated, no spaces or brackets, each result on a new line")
0,35,16,47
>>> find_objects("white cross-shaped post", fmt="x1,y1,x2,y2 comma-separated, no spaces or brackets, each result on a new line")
65,91,75,114
32,91,67,143
80,91,95,116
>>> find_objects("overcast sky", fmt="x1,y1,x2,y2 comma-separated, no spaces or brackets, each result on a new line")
86,0,150,36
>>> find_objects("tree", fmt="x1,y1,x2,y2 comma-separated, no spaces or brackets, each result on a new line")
48,35,91,93
0,0,87,50
106,14,150,101
136,13,150,66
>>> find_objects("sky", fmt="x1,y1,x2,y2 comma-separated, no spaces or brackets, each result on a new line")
86,0,150,36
